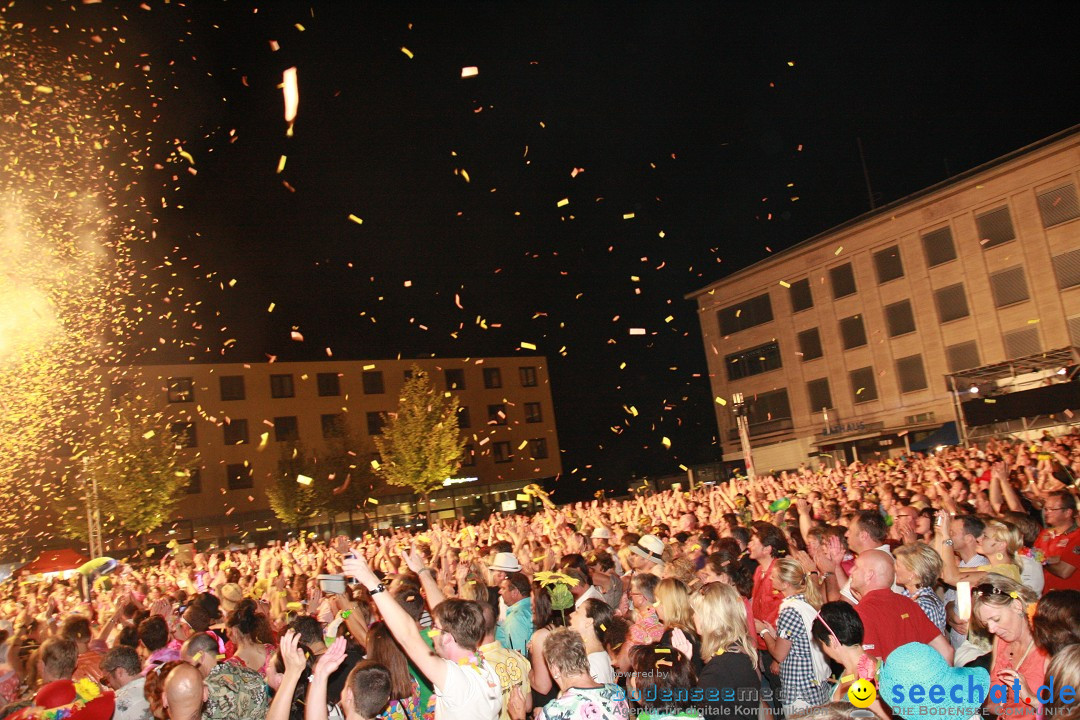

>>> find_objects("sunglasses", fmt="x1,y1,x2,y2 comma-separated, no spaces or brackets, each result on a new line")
972,583,1020,599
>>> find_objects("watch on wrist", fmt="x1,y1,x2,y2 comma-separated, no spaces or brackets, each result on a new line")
368,583,387,596
943,539,954,546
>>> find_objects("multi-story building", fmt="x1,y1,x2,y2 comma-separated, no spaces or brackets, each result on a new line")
689,126,1080,471
133,356,561,542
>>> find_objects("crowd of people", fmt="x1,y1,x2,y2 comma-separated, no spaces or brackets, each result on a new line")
1,430,1079,720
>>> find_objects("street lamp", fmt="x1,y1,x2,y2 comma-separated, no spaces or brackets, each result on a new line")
731,392,756,481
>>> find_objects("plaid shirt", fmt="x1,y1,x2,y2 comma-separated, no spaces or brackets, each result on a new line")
908,587,947,635
775,594,830,709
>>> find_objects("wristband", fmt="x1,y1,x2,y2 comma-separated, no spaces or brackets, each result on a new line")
369,583,387,596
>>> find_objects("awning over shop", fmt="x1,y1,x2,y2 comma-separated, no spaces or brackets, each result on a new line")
910,422,959,453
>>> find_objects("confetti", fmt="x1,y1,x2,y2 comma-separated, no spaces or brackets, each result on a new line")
348,214,364,225
282,67,299,125
520,341,537,350
297,475,313,486
461,66,478,78
401,47,414,59
556,198,569,207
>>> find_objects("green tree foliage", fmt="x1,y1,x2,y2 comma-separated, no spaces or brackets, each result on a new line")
266,442,322,528
374,367,464,510
55,392,188,540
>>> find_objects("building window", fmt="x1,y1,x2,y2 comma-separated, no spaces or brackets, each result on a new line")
873,245,904,284
317,373,341,397
884,300,916,337
976,206,1016,248
483,367,502,389
445,369,466,391
896,354,929,393
849,367,878,404
365,412,384,436
945,341,981,373
322,413,346,438
528,438,549,460
1003,327,1041,359
519,366,538,387
1052,248,1080,290
989,266,1030,308
219,375,245,401
171,422,197,448
226,463,253,490
1037,184,1080,228
461,444,476,467
186,468,202,494
493,441,512,463
456,406,470,429
806,378,833,413
487,404,507,426
725,342,782,381
746,389,791,427
921,226,957,267
274,416,299,442
829,263,857,299
934,283,970,323
167,377,194,403
362,370,385,395
525,402,543,423
717,293,773,335
270,374,295,399
223,419,249,445
839,314,868,350
1068,315,1080,346
797,328,823,361
787,278,813,313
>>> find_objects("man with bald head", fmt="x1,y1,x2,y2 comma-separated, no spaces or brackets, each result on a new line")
163,663,206,720
850,550,953,663
180,632,269,720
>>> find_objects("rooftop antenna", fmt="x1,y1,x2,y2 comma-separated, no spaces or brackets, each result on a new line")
857,137,875,210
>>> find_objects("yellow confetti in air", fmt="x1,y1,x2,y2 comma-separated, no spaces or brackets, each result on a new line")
623,212,635,220
834,246,844,255
142,430,155,439
715,397,727,406
779,280,791,288
461,66,479,78
517,440,529,450
401,47,414,59
661,437,671,449
371,459,380,470
348,214,363,225
664,315,674,323
363,364,376,370
297,475,312,486
368,498,379,505
268,302,276,312
556,198,569,207
258,432,269,450
282,67,299,124
521,341,537,350
276,155,287,173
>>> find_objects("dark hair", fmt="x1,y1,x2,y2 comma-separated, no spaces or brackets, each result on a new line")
559,554,590,579
1046,490,1078,513
811,601,864,647
40,638,77,679
391,584,425,622
750,522,789,558
117,625,140,649
628,645,696,713
227,598,273,643
704,549,755,600
182,603,213,633
1001,511,1041,547
344,660,392,719
289,615,324,648
139,615,170,652
601,615,631,656
698,525,720,547
365,622,415,701
1033,589,1080,656
432,599,485,651
953,514,985,542
102,645,142,676
184,632,220,659
852,510,887,543
191,592,221,621
60,615,93,644
504,572,531,598
580,598,615,644
271,646,314,720
531,581,568,630
586,551,614,572
490,540,513,555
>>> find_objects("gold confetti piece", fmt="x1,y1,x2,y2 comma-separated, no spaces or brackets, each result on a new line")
517,494,531,502
521,341,537,350
371,459,380,469
654,647,670,654
662,437,671,449
658,230,666,238
834,246,844,255
348,214,364,225
679,465,689,472
556,198,569,207
282,67,299,124
401,47,414,59
295,23,306,31
268,302,276,312
715,397,727,406
276,155,287,173
34,85,54,94
404,280,413,287
623,212,635,220
461,66,479,78
363,364,376,370
900,613,909,619
291,330,304,341
297,474,313,486
368,498,379,505
142,430,155,439
629,328,646,335
517,440,529,450
460,169,471,183
428,629,441,637
779,280,791,288
664,315,674,323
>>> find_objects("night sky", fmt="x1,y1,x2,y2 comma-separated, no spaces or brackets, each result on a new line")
9,1,1080,501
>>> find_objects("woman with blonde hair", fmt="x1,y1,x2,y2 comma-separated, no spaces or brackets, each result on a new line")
755,557,830,715
894,542,947,633
941,518,1023,585
653,578,703,674
972,574,1045,718
687,582,759,717
1044,645,1080,719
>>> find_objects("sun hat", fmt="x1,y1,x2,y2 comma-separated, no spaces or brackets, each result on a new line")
488,552,522,573
590,527,612,540
219,582,244,613
629,534,665,564
879,642,990,720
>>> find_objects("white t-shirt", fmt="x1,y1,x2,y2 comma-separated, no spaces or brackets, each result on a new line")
587,651,615,685
1018,553,1045,597
435,657,502,720
574,585,605,608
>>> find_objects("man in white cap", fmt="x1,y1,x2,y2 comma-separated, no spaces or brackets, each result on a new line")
627,534,666,576
589,527,624,575
488,552,522,622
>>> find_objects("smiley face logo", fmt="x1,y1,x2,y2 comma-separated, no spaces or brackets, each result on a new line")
848,678,876,708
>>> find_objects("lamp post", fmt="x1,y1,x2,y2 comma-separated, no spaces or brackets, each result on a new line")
731,392,756,481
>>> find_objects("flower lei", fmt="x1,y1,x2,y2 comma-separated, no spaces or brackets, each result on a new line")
28,679,101,720
1018,546,1046,565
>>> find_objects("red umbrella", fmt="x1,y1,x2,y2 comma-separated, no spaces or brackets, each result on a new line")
18,549,90,575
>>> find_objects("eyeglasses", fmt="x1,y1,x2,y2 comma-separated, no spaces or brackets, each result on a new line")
1043,507,1068,512
972,583,1020,599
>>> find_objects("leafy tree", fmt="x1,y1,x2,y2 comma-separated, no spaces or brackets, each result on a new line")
374,366,464,517
266,442,322,529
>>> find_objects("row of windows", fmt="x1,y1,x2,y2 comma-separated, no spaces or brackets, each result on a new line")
184,436,553,494
171,402,545,448
717,186,1080,336
168,366,542,404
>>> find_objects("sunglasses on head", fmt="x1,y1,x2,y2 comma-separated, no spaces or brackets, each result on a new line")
973,583,1020,599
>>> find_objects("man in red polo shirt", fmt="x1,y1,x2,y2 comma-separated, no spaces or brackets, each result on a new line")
850,550,953,664
1034,491,1080,592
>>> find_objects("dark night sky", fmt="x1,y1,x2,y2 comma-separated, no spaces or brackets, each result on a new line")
12,1,1080,500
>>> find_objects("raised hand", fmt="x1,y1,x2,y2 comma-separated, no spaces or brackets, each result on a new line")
313,636,348,678
401,548,426,574
342,556,380,590
279,629,308,675
671,628,694,659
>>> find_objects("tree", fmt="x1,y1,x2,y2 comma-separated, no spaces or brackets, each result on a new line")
266,442,322,529
374,366,465,519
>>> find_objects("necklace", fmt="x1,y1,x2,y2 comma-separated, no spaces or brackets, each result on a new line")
1009,637,1035,670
